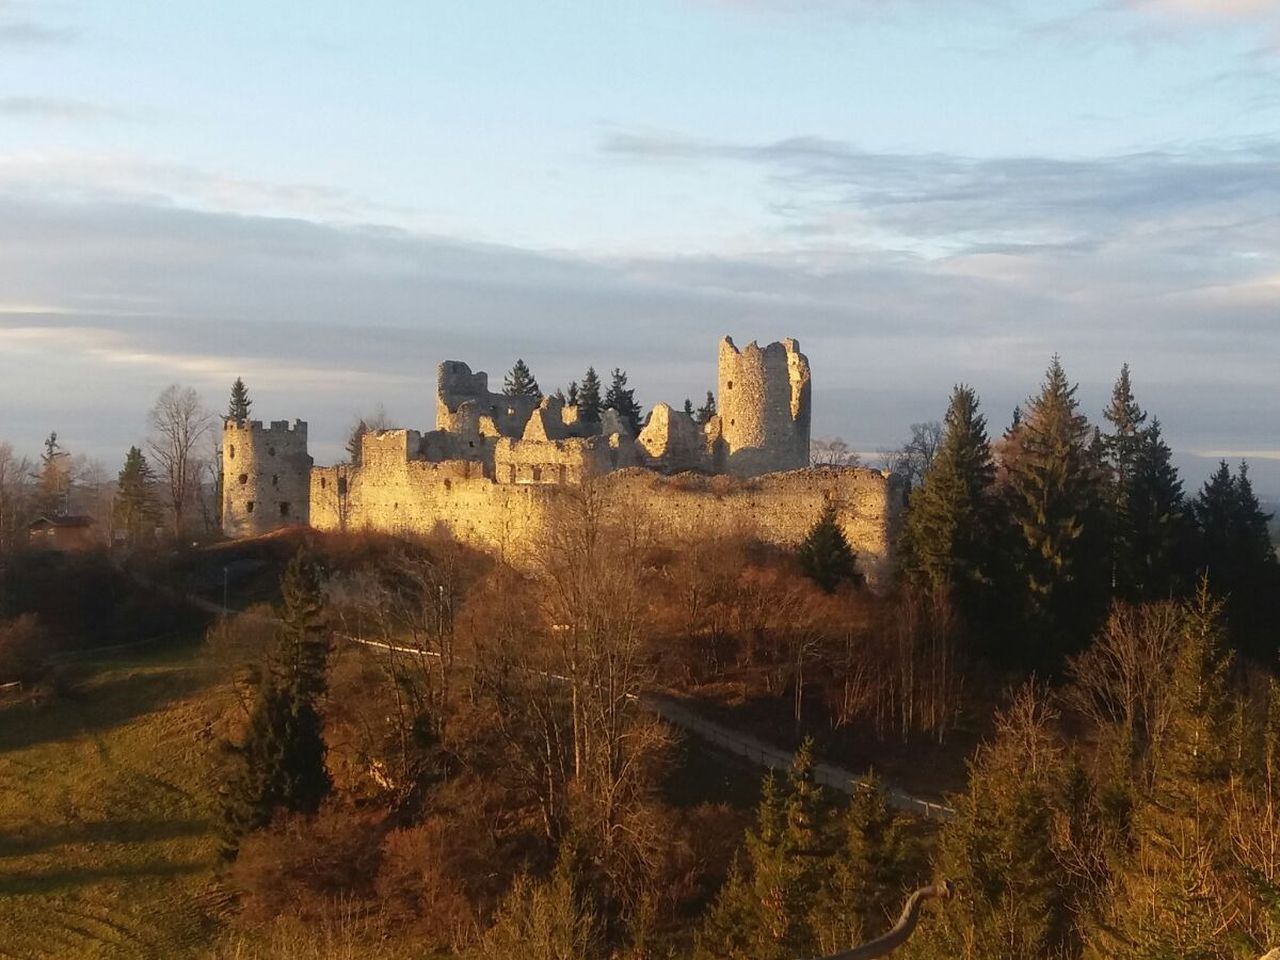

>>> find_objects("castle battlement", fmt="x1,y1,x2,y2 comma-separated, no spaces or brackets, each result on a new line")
222,335,900,585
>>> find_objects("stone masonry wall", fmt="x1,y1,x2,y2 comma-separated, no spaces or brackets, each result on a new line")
311,439,901,586
717,337,811,477
222,419,312,537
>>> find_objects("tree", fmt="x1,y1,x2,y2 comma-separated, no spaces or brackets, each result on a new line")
223,549,332,854
34,432,70,516
696,390,717,425
113,446,157,548
683,397,695,418
798,501,860,593
147,385,214,536
1192,460,1279,656
503,359,542,399
0,443,33,555
902,385,999,630
604,368,642,434
880,422,943,490
811,437,859,468
345,404,391,466
228,377,252,421
1124,419,1190,600
567,380,580,407
579,367,602,422
1002,356,1108,661
697,742,832,960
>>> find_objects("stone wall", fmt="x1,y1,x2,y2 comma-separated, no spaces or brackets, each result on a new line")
717,337,811,477
311,439,901,585
222,419,313,537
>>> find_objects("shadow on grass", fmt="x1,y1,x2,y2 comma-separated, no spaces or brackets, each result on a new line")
0,817,211,859
0,665,210,754
0,858,205,896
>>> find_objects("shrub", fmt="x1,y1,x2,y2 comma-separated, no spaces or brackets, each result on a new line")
0,614,50,685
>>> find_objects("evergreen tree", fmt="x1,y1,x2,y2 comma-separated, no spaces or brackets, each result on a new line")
603,368,642,434
579,367,602,422
807,776,917,954
696,390,717,425
902,385,998,629
1103,365,1152,598
346,419,368,465
697,742,832,960
567,380,580,407
113,446,157,547
222,548,332,855
503,359,542,399
35,431,70,516
1003,356,1108,661
1125,419,1190,600
683,397,695,418
1192,460,1279,656
1090,584,1234,959
227,376,252,421
798,501,860,593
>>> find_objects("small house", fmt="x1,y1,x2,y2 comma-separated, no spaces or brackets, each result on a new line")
27,515,98,552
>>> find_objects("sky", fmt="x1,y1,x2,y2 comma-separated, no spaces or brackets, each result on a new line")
0,0,1278,490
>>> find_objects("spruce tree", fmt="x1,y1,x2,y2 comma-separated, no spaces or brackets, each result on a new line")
227,377,252,421
222,548,332,855
697,742,832,960
35,432,70,516
1003,356,1108,661
1125,419,1189,600
567,380,579,407
503,358,542,399
346,419,368,465
696,390,717,425
603,367,642,434
579,367,602,422
902,385,998,628
798,501,860,593
683,397,695,418
1102,365,1151,598
113,446,157,547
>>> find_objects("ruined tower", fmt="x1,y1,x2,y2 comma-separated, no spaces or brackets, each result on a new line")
221,419,312,537
716,336,811,476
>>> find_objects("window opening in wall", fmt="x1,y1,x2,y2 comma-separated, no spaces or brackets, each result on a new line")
532,466,542,482
727,380,733,390
319,477,327,489
272,474,279,487
246,501,255,514
468,440,475,448
279,502,290,517
238,474,248,485
229,445,235,459
267,446,276,456
730,419,735,426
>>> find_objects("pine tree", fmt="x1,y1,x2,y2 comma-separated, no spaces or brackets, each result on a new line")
1091,584,1234,959
346,419,368,465
567,380,580,407
697,742,832,960
1192,460,1279,656
227,377,252,421
113,446,157,547
503,359,542,399
798,502,860,593
902,385,998,627
1125,419,1189,600
603,368,642,434
683,398,695,418
579,367,602,422
222,548,332,855
807,776,916,954
1003,356,1108,661
696,390,717,425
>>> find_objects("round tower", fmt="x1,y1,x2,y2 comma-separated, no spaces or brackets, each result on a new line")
717,336,811,476
222,419,312,537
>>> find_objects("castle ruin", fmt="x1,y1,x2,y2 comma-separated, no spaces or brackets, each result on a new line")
222,336,902,584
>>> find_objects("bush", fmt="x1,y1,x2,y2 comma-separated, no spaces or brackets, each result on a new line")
0,614,50,685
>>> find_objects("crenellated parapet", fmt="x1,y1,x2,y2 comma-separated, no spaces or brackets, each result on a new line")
222,418,312,537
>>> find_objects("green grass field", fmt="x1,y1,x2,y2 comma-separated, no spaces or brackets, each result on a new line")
0,639,233,959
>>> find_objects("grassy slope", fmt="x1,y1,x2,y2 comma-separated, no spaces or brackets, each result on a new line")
0,640,233,960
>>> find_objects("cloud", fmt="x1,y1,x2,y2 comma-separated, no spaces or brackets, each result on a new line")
1129,0,1279,21
0,20,76,45
0,97,124,120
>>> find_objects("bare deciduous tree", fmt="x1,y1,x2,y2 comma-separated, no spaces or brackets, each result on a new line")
0,442,33,555
877,421,943,489
811,436,860,468
147,384,214,536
